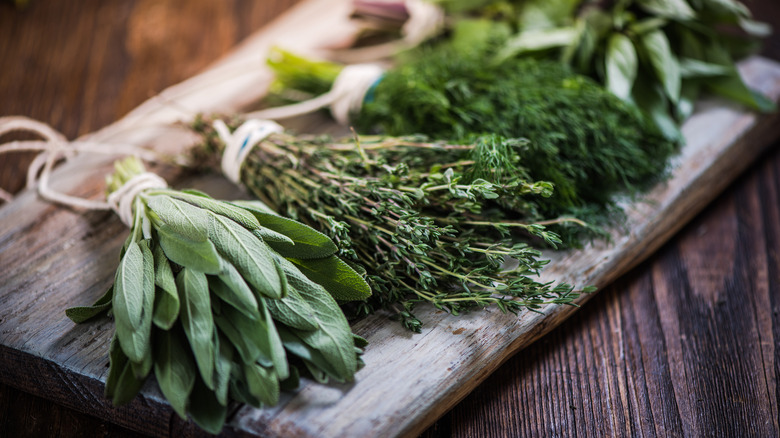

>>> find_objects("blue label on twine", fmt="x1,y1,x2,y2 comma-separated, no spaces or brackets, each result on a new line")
362,75,384,104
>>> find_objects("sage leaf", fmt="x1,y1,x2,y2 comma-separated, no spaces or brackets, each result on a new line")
277,326,346,383
105,334,145,406
65,286,113,323
244,363,279,407
213,299,276,368
178,268,215,390
289,256,371,302
213,330,233,406
153,326,196,420
152,243,179,329
252,226,294,245
641,29,681,104
236,201,337,259
113,240,153,363
157,224,223,275
276,258,358,381
264,284,320,331
261,297,289,381
172,192,261,230
495,26,577,62
211,263,260,320
605,33,638,101
188,377,227,435
146,196,209,241
228,365,261,407
208,212,285,299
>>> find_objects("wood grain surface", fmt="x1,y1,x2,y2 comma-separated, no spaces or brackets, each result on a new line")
1,1,780,437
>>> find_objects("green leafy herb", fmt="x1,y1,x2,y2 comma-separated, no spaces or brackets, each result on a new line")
195,120,591,332
67,157,370,434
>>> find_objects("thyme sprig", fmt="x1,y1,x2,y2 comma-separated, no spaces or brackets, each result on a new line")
196,120,593,331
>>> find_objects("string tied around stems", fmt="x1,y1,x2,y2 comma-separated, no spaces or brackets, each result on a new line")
212,118,283,184
0,116,164,228
246,63,385,125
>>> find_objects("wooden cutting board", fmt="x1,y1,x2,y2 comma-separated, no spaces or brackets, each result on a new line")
1,1,780,437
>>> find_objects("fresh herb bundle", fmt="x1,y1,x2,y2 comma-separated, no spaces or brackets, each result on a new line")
67,157,370,434
267,47,677,241
195,120,592,331
345,0,775,138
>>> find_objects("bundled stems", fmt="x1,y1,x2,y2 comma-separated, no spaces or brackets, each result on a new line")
195,119,593,331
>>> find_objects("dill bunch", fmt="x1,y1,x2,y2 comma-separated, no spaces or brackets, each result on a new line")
194,119,591,331
353,48,678,238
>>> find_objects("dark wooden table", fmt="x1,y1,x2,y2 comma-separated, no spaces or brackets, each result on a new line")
1,1,779,436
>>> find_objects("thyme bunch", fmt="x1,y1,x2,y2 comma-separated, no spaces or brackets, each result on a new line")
195,120,591,331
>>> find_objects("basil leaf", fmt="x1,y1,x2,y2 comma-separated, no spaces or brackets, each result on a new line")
605,33,638,101
495,26,577,62
152,242,179,329
632,71,682,141
105,334,145,406
156,224,223,275
243,362,279,407
178,268,215,390
211,263,260,320
679,58,730,78
154,326,196,420
208,212,285,299
236,201,337,259
188,377,227,435
146,196,209,241
641,29,681,104
636,0,695,20
171,192,261,230
66,286,113,323
289,256,371,302
113,240,153,363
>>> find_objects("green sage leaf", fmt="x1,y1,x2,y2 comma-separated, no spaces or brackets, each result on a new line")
152,243,179,329
213,330,233,406
113,240,153,363
243,362,279,407
188,377,227,435
156,224,223,275
154,326,196,419
146,195,210,241
178,268,215,390
172,192,261,230
66,286,113,323
264,284,320,331
208,212,285,299
211,263,260,320
105,334,145,406
289,256,371,302
236,201,337,259
605,33,638,101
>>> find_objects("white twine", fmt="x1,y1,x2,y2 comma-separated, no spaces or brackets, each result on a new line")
245,63,385,125
106,172,168,227
213,118,283,184
0,116,163,229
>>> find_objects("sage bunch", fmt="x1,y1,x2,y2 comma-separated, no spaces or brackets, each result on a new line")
66,157,370,434
195,120,592,332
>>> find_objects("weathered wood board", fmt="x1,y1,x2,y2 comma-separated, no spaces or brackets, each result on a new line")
1,0,779,437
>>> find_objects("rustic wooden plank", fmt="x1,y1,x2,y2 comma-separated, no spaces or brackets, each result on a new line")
1,1,780,437
423,146,780,437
